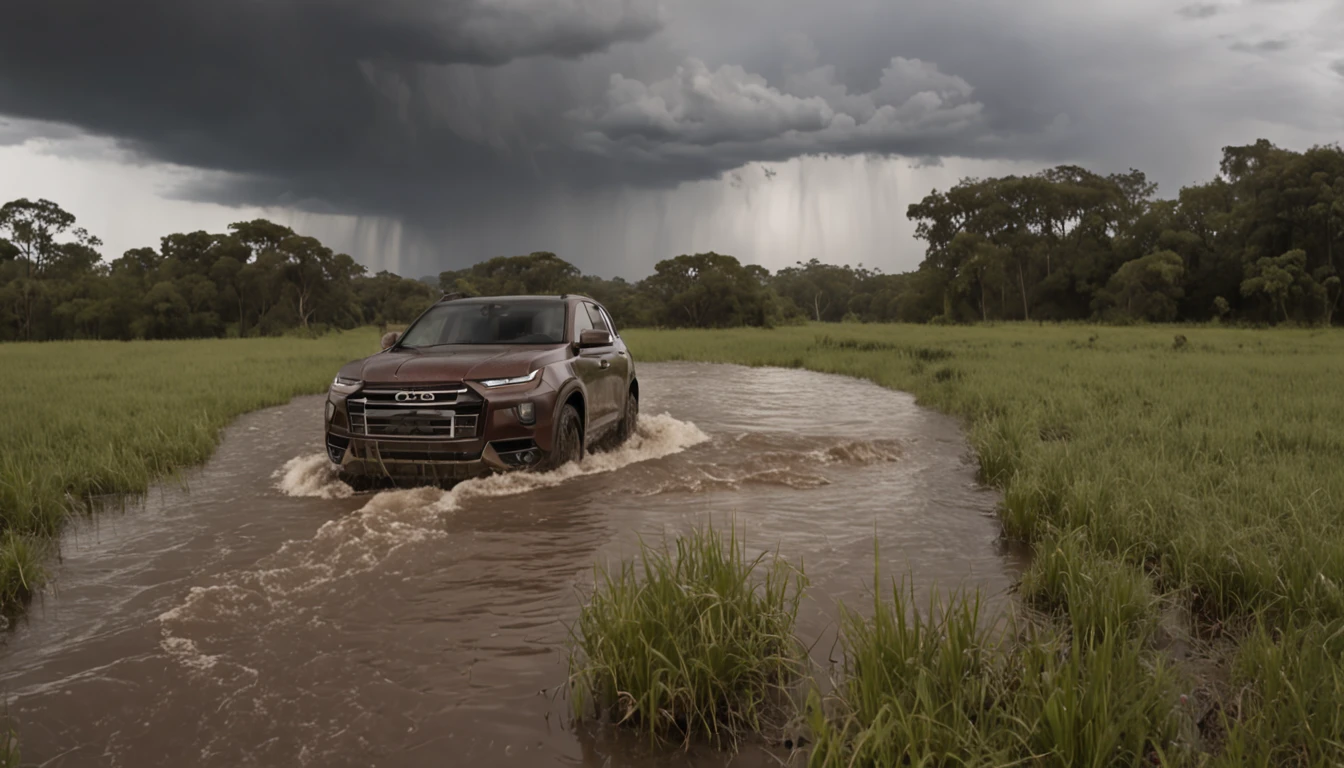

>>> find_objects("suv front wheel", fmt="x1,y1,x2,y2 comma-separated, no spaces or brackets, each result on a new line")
614,390,638,445
539,404,583,471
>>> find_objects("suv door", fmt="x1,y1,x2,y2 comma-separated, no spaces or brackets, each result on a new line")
592,302,631,411
571,303,618,431
582,302,623,428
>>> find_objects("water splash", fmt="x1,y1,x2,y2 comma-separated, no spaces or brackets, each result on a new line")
159,413,709,670
275,412,708,501
274,454,352,499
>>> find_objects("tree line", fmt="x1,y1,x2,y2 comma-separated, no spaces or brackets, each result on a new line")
2,138,1340,341
0,205,438,341
908,139,1343,324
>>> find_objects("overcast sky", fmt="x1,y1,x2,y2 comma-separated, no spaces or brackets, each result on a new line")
2,0,1342,279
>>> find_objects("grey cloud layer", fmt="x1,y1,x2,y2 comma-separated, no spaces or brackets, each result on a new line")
0,0,1075,214
569,57,995,171
0,0,663,213
342,0,664,64
1230,38,1293,52
1,0,1340,276
1178,4,1222,18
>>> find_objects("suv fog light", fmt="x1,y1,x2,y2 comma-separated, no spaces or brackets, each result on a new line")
516,402,536,424
325,399,335,423
522,450,537,464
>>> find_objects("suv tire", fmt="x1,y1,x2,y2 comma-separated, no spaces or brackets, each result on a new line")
614,390,639,445
539,404,583,471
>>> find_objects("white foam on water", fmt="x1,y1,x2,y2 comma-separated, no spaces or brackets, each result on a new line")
275,454,353,499
443,412,710,503
811,438,904,465
631,434,901,497
274,412,709,501
159,413,709,670
159,635,221,672
740,468,832,488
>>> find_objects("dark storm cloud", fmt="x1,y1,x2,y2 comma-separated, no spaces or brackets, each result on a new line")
0,0,1085,220
2,0,1339,278
0,118,81,147
1332,60,1344,77
1178,4,1222,19
0,0,664,218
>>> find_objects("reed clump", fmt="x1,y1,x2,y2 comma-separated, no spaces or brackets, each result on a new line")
808,576,1185,767
567,522,807,746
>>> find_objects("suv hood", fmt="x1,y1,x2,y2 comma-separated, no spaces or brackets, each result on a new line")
352,345,565,384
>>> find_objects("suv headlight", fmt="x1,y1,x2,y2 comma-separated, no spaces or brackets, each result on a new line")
479,370,539,388
331,375,361,394
516,402,536,423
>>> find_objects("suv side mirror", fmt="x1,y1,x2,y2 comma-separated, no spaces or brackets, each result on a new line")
577,329,613,349
381,331,400,350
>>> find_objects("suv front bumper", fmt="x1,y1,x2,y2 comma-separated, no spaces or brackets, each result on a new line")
323,379,559,484
325,434,543,483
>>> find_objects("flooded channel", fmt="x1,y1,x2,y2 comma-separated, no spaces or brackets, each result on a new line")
1,363,1025,767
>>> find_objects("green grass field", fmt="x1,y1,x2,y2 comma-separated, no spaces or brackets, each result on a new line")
3,322,1342,764
0,328,381,610
609,323,1344,764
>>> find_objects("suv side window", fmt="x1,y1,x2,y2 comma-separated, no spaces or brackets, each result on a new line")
585,303,609,333
572,302,595,341
598,305,619,337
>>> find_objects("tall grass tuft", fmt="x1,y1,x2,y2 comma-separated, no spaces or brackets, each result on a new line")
808,575,1005,765
1019,530,1159,643
1213,617,1344,766
809,564,1184,767
0,727,15,768
568,521,807,746
0,531,45,608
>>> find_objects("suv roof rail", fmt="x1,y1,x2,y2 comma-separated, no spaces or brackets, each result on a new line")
438,292,465,302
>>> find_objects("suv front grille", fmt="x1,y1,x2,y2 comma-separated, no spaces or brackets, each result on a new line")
347,384,484,440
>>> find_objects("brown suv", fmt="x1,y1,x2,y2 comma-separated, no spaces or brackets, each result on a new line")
323,294,638,490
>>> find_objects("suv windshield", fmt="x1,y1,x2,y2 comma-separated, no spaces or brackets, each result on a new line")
398,300,567,347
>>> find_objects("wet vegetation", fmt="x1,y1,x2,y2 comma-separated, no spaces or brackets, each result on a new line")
1,306,1339,762
568,522,807,746
620,322,1344,765
0,328,381,610
809,576,1185,767
0,728,15,768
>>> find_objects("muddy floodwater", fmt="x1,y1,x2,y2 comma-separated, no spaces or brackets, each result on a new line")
1,363,1025,767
